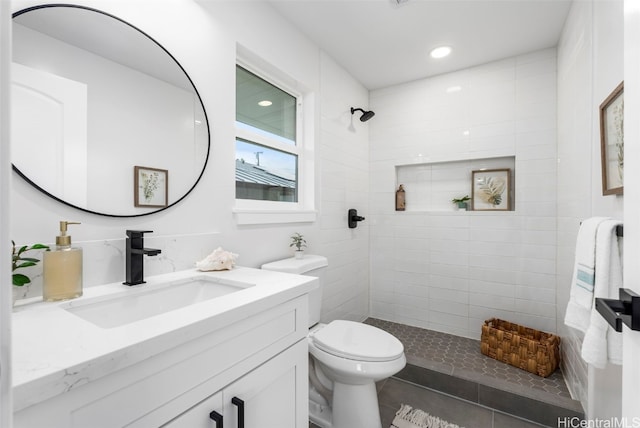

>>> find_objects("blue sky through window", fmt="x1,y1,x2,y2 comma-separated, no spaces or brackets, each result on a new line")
236,139,297,181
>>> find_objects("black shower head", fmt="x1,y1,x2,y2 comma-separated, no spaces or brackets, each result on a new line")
351,107,375,122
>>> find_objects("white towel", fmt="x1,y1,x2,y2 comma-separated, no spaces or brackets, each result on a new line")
581,219,623,367
564,217,609,332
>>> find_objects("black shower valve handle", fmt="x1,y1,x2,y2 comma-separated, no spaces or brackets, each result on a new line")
348,208,365,228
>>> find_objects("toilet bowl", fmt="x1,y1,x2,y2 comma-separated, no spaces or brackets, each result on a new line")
261,256,406,428
308,320,406,428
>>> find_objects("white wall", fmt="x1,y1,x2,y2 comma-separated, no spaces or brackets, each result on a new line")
1,1,13,425
556,0,624,417
8,0,370,324
369,49,558,339
623,0,640,419
556,2,594,407
318,52,370,321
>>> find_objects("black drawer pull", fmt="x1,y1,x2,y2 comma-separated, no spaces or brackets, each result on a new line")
232,397,244,428
209,410,223,427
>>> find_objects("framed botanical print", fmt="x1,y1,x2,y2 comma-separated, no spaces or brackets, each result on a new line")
599,82,624,195
471,169,511,211
134,166,168,208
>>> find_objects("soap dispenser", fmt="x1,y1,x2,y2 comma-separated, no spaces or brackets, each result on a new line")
43,221,83,301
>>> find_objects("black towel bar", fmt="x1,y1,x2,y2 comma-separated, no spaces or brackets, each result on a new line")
579,222,623,237
596,288,640,332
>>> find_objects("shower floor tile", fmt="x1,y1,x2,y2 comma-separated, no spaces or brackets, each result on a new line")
364,317,582,414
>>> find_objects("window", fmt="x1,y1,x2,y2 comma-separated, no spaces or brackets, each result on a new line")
236,65,299,203
233,52,316,225
236,139,297,202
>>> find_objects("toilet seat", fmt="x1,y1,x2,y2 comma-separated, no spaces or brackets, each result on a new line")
309,320,404,362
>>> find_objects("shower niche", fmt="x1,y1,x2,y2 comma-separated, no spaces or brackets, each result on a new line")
395,155,515,212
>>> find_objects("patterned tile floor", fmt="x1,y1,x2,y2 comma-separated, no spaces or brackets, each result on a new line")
364,318,574,407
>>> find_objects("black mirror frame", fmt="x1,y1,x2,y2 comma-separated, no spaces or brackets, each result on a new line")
11,3,211,217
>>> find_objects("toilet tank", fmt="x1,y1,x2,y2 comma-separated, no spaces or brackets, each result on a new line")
261,255,328,327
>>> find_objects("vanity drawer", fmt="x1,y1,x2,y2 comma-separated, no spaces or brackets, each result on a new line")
14,295,308,428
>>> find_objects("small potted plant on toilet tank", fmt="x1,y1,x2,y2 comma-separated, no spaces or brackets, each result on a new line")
290,232,307,259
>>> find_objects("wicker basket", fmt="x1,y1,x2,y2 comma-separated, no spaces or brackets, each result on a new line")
480,318,560,377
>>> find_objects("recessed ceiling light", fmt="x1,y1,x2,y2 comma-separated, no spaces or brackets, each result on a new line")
258,100,272,107
430,46,452,59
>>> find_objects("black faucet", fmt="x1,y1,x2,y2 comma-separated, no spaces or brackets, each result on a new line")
124,230,161,286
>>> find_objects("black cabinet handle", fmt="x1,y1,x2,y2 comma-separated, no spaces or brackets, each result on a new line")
232,397,244,428
209,411,223,427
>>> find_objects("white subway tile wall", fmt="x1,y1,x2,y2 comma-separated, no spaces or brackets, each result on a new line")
316,52,370,323
369,48,558,339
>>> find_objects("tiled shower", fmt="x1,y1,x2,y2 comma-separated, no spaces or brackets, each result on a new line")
368,48,558,340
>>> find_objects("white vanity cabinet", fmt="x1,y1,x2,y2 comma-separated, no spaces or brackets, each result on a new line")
13,293,310,428
163,339,306,428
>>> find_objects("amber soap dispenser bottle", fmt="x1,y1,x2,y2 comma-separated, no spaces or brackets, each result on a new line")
43,221,83,301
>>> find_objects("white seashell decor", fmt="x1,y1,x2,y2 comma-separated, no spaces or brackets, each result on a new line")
195,247,238,271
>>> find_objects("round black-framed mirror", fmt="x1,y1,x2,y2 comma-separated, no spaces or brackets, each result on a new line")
12,4,210,217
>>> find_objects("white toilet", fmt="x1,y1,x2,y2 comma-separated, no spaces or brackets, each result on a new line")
261,255,406,428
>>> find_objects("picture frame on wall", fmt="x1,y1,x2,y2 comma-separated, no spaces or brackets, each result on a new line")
471,168,511,211
134,166,168,208
599,81,624,196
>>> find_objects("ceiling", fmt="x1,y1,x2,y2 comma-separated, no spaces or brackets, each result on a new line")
268,0,573,90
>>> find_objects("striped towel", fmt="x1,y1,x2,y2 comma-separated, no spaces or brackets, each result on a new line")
564,217,609,333
581,219,623,367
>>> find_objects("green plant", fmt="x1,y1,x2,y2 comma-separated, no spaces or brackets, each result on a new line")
451,195,470,204
289,232,307,251
12,240,49,286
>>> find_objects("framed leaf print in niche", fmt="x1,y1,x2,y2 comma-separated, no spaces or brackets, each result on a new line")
599,81,624,195
134,166,168,208
471,169,511,211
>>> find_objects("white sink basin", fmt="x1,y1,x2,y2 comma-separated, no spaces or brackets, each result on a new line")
64,275,253,328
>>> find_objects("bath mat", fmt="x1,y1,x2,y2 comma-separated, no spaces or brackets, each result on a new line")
390,404,464,428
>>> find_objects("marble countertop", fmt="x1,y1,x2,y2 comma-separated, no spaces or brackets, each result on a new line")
11,266,317,412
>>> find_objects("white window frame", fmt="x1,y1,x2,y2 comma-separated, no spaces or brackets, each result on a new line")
233,50,316,225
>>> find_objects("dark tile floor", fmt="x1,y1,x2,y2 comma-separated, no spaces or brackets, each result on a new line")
311,377,547,428
310,318,584,428
364,318,574,406
377,377,546,428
